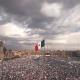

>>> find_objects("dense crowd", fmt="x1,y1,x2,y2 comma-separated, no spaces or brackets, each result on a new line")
0,55,80,80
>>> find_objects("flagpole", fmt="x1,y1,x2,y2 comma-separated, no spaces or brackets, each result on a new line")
43,40,45,79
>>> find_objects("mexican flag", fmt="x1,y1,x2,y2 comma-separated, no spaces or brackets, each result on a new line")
35,40,45,52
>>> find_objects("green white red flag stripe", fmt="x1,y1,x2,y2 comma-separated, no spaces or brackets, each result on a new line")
34,40,45,52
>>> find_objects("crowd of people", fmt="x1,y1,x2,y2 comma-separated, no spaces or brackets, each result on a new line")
1,41,80,80
0,55,80,80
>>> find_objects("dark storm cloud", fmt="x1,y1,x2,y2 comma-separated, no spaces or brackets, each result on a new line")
47,0,80,9
0,0,44,18
0,0,79,29
0,0,79,27
0,7,10,25
0,0,79,14
28,17,53,29
0,0,53,29
0,0,80,49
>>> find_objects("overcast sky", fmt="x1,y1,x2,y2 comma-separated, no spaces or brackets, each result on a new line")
0,0,80,50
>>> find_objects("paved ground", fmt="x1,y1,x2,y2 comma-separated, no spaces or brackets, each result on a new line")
0,55,80,80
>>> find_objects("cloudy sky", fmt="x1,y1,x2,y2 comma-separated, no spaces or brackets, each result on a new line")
0,0,80,50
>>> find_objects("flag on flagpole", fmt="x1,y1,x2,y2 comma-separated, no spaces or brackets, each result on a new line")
34,40,45,52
